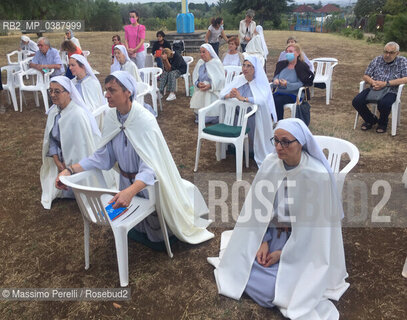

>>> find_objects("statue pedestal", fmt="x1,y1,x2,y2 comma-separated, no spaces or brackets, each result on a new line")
176,13,194,33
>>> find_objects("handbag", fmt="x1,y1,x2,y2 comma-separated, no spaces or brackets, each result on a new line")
366,87,390,103
295,88,311,126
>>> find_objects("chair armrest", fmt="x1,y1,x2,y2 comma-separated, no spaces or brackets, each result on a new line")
359,81,366,93
396,84,405,101
197,100,223,131
60,170,120,194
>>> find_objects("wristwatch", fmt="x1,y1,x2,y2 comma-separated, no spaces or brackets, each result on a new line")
386,80,390,87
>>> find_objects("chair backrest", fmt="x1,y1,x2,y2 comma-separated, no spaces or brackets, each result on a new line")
224,66,242,85
1,65,20,87
218,99,257,126
183,56,193,74
314,135,359,193
18,68,46,89
60,170,119,226
83,50,90,58
312,58,338,79
139,67,162,88
135,82,151,104
7,50,24,65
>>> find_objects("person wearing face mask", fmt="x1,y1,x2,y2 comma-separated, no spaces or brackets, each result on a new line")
352,41,407,133
124,10,146,69
278,36,314,73
272,43,314,120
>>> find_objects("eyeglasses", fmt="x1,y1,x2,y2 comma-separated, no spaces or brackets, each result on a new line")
48,89,66,95
383,50,397,55
271,137,298,148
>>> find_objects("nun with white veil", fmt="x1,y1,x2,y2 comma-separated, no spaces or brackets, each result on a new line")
65,29,81,49
56,71,214,248
243,25,269,68
208,118,349,320
70,54,106,113
40,76,101,209
19,35,39,54
220,56,276,167
111,44,142,83
190,43,225,123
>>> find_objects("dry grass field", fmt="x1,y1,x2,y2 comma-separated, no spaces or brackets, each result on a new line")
0,30,406,319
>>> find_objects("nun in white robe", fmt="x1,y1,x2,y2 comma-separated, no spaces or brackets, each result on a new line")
208,118,349,320
79,71,214,244
190,44,225,122
66,29,81,49
111,45,142,83
220,56,276,167
20,35,38,53
70,54,106,112
40,76,101,209
243,26,269,68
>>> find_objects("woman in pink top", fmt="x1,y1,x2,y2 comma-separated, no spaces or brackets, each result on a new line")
124,10,146,69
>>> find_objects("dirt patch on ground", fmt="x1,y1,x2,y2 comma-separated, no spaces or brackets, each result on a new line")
0,31,406,319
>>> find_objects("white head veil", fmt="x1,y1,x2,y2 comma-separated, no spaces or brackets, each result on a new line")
110,71,138,102
275,118,344,216
50,76,101,137
70,54,98,81
221,56,277,122
67,29,75,38
201,43,220,60
111,45,131,73
21,35,30,42
255,25,269,58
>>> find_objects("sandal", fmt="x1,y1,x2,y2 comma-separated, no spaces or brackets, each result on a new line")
361,122,374,131
376,125,387,134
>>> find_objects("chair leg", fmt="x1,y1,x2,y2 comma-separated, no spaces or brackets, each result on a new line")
194,138,202,172
157,90,162,111
220,143,227,160
112,228,129,287
41,90,49,113
84,220,90,270
234,143,243,181
9,89,18,112
325,82,330,105
244,137,249,168
391,102,398,136
353,112,359,130
184,76,189,97
215,142,221,161
34,91,40,107
19,90,23,112
151,92,158,115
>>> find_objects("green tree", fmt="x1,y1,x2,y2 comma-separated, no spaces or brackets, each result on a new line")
383,0,407,14
384,12,407,50
354,0,386,18
229,0,292,27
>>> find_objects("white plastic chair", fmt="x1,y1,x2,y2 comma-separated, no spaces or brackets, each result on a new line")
144,43,150,56
311,58,338,105
0,65,21,111
139,67,162,114
17,66,53,113
60,169,173,287
314,135,360,194
224,65,242,86
83,50,90,58
194,99,258,181
353,81,404,136
283,86,306,118
176,56,193,96
6,50,31,66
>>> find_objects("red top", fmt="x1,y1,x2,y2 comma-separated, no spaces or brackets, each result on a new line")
68,47,83,58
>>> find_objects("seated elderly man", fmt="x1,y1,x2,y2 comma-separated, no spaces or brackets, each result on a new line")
29,37,64,77
56,71,213,250
352,41,407,133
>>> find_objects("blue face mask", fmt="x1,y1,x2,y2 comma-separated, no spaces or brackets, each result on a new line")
286,52,295,62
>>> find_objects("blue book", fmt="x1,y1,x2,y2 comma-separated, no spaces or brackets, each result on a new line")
105,203,128,221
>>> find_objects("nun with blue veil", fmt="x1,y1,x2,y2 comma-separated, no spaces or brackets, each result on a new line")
208,118,349,320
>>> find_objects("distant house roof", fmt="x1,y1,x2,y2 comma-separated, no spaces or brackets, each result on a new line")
293,5,316,13
316,4,341,13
